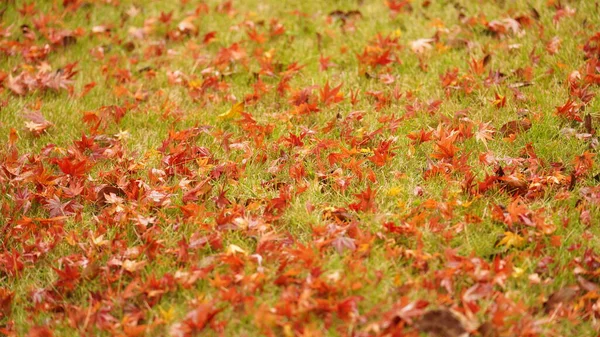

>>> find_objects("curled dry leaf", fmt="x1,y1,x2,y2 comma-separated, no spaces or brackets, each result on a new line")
96,185,126,207
0,287,13,319
322,207,354,223
477,322,499,337
171,301,223,335
218,101,244,120
328,10,362,22
178,16,198,35
576,276,599,292
23,111,53,136
499,118,531,137
543,286,580,313
414,309,468,337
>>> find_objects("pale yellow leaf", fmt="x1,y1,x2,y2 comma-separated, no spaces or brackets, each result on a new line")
218,102,244,120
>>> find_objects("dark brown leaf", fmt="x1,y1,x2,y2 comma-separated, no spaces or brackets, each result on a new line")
499,118,531,136
0,288,13,319
415,309,468,337
543,287,580,313
96,185,126,206
584,113,594,134
23,111,53,136
577,276,599,292
477,322,499,337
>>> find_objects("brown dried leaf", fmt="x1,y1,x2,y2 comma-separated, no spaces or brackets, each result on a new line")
499,118,531,136
477,321,499,337
415,309,468,337
584,114,594,135
96,185,126,206
543,286,580,313
0,287,13,319
577,276,599,292
331,236,356,254
24,111,53,136
7,74,26,95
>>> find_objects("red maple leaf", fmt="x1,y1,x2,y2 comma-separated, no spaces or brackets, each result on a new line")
320,81,344,106
349,186,377,212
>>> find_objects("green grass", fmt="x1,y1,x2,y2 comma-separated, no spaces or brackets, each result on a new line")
1,0,600,336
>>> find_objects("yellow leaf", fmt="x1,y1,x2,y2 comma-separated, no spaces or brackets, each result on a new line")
283,324,294,337
159,305,176,323
512,267,524,278
92,234,109,247
359,147,373,155
188,79,202,89
497,231,525,248
461,196,478,208
358,243,370,253
386,187,402,197
226,244,247,255
218,101,244,120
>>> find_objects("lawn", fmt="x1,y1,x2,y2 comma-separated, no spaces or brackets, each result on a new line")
1,0,600,336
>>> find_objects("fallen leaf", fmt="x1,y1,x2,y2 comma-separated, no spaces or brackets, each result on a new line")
543,287,579,313
23,111,53,136
499,118,531,136
96,185,126,206
0,288,13,319
226,244,247,255
496,231,525,248
576,276,599,292
415,309,468,337
218,101,244,120
410,38,435,54
477,322,499,337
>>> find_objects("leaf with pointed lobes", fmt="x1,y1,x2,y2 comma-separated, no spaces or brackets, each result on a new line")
331,236,356,254
410,38,434,54
369,138,397,167
474,121,495,147
573,151,595,177
218,101,244,120
431,132,459,160
336,296,363,322
320,81,344,106
407,129,434,146
492,93,506,108
496,231,525,248
171,301,223,335
349,186,377,212
555,99,581,122
54,157,90,177
468,55,490,76
8,128,18,146
52,263,81,291
24,111,53,136
319,55,337,71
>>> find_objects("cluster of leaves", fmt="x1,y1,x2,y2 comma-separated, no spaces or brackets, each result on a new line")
1,0,600,336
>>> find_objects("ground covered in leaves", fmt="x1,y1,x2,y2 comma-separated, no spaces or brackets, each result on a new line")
1,0,600,336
